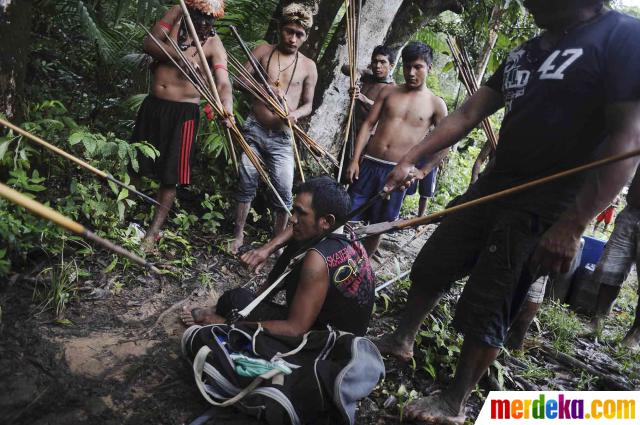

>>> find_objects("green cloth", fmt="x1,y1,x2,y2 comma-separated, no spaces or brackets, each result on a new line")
229,353,293,378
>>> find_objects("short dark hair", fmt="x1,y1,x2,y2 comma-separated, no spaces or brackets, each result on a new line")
372,45,396,65
295,176,351,223
401,41,434,66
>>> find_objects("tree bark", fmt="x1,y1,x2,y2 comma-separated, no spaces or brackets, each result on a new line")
384,0,462,57
306,0,405,150
0,0,32,120
473,3,502,85
301,0,344,61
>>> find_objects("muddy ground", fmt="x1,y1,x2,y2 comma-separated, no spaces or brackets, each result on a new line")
1,224,638,425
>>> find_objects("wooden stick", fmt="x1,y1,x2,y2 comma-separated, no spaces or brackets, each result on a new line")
0,182,160,273
356,148,640,237
0,118,162,209
447,37,498,151
283,99,305,182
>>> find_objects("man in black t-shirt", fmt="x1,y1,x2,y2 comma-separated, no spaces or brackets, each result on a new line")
182,177,375,336
375,1,640,423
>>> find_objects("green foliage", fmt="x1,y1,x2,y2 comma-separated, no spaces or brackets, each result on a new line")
536,300,583,354
33,245,82,318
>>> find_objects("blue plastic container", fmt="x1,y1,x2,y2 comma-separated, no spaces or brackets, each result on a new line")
580,235,606,268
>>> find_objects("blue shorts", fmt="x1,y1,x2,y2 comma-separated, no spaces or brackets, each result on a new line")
407,166,438,198
348,156,407,223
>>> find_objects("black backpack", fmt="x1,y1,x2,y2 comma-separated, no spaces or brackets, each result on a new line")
182,323,385,425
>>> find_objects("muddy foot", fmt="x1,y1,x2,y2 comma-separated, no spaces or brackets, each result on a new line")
581,318,603,338
374,333,413,362
230,237,244,255
622,327,640,349
404,393,465,425
180,307,225,326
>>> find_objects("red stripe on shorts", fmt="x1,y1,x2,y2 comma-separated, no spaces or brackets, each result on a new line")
184,120,195,184
179,120,189,185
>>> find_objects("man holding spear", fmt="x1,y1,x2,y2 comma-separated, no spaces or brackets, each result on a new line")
133,0,234,251
376,1,640,423
231,4,318,255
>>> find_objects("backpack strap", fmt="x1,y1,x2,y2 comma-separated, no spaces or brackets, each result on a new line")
193,345,284,407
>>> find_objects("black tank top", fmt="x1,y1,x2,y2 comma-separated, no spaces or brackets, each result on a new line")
267,233,375,336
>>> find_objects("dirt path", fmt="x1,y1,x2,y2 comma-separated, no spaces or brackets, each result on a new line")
1,224,638,424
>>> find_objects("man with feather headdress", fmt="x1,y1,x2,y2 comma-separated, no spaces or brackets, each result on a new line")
133,0,233,251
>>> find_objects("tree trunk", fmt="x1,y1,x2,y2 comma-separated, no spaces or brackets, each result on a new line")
473,3,502,85
0,0,32,120
306,0,405,151
383,0,462,57
306,0,467,152
301,0,344,61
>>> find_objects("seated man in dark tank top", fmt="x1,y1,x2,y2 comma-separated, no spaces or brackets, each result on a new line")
182,177,375,336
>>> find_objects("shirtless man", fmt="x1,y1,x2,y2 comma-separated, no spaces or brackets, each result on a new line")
133,0,233,251
231,4,318,254
345,41,447,256
339,45,396,174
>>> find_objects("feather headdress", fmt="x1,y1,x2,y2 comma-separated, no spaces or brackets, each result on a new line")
281,3,313,30
184,0,225,18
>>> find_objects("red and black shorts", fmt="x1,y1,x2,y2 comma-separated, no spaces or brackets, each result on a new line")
132,94,200,186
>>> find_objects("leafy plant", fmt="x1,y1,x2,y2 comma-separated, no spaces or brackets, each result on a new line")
33,246,80,318
536,300,582,354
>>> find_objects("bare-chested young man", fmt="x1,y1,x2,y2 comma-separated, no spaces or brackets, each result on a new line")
346,41,447,256
133,0,233,251
231,4,318,254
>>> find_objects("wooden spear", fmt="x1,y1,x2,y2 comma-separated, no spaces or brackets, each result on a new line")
0,182,161,273
446,37,498,151
0,118,163,209
356,148,640,238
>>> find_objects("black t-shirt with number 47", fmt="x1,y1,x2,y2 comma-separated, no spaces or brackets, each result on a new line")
477,10,640,220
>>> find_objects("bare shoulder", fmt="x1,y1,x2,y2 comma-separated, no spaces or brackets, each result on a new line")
298,52,317,75
162,5,182,21
253,43,275,60
379,83,399,99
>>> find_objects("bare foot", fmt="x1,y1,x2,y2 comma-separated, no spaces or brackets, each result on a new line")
374,333,414,362
581,317,603,338
180,306,225,326
404,392,465,425
230,236,244,255
622,327,640,349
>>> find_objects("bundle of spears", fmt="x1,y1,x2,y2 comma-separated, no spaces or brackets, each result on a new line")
227,26,338,178
447,36,498,151
337,0,361,182
143,0,291,214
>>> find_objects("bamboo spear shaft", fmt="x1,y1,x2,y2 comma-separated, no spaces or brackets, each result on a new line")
447,37,498,151
356,148,640,238
0,182,161,273
0,118,162,209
